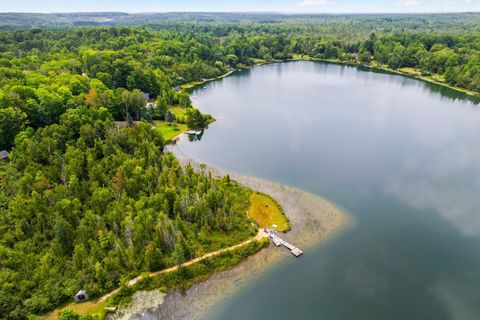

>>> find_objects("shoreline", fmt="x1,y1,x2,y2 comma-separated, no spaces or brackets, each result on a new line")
110,146,353,320
181,57,479,99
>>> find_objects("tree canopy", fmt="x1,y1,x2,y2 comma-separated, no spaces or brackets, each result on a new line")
0,13,479,319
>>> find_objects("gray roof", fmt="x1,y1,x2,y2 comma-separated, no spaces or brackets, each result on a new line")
0,150,9,159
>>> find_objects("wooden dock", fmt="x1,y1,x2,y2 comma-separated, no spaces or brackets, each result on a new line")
185,130,202,135
265,228,303,257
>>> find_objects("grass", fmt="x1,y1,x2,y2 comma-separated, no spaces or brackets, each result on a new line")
399,67,421,76
107,240,268,308
180,70,236,90
170,106,187,123
45,299,106,320
251,58,267,64
288,56,479,97
248,192,290,232
154,121,188,142
181,81,204,90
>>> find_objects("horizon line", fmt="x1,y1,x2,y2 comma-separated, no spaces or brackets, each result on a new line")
1,11,479,15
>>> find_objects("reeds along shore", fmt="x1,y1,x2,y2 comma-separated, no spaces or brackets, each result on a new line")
108,147,351,320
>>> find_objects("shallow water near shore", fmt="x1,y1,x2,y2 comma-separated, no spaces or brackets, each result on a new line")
130,155,349,320
172,61,480,320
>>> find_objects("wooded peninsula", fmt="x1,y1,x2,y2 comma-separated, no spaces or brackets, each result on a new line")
0,12,479,320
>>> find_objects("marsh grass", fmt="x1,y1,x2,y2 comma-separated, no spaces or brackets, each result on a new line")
248,192,290,232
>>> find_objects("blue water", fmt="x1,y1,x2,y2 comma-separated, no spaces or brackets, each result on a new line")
176,61,480,320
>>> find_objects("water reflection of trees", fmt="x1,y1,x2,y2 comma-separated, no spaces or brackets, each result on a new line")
188,130,204,142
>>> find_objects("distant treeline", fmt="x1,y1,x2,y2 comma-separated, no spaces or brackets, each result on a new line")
0,15,479,319
0,23,478,150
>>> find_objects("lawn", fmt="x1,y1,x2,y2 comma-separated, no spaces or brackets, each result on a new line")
399,67,421,76
45,300,106,320
154,121,188,142
170,107,188,123
251,58,267,64
248,192,290,232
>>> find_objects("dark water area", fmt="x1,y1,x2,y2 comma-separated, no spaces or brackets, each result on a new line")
175,61,480,320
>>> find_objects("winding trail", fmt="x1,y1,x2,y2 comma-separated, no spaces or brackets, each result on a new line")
47,229,267,319
98,228,267,303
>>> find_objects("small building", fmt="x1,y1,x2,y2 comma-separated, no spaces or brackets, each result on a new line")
0,150,9,162
74,290,89,303
143,92,151,101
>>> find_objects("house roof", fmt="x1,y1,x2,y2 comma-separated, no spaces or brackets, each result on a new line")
0,150,9,159
75,290,87,296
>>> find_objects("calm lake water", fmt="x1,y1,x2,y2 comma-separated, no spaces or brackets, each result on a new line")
176,61,480,320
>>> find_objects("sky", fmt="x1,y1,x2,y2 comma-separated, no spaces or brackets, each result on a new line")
0,0,479,13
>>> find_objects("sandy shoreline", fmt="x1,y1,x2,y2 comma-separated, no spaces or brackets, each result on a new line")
109,146,352,320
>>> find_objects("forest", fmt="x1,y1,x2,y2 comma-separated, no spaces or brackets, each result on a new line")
0,106,257,318
0,13,479,319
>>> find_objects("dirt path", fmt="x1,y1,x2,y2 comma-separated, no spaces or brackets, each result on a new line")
47,229,267,319
97,228,267,303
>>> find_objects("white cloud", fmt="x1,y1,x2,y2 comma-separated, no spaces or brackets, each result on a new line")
396,0,422,7
298,0,336,9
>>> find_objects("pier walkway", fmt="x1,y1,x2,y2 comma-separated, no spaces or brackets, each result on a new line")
265,228,303,257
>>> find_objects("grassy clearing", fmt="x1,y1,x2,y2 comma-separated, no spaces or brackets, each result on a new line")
399,67,421,76
154,121,188,142
170,106,187,123
45,300,106,320
251,58,267,64
181,81,204,89
248,192,290,232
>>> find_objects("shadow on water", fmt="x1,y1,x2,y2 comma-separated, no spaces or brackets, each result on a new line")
356,65,480,105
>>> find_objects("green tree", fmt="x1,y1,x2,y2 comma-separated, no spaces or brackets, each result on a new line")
185,108,207,129
59,308,80,320
0,107,28,149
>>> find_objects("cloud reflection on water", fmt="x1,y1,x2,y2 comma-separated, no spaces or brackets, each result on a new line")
386,99,480,236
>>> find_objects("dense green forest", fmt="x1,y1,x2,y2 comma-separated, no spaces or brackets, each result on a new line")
0,13,479,319
0,20,479,149
0,106,257,318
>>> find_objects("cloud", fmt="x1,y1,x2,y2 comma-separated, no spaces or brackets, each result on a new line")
396,0,422,7
297,0,336,9
434,275,480,319
385,129,480,236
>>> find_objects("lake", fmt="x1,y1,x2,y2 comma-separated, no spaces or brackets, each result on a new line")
175,61,480,320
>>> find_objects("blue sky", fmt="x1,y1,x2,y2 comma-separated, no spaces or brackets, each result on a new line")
1,0,479,13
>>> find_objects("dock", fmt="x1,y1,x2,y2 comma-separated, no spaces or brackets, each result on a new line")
185,130,202,135
265,228,303,257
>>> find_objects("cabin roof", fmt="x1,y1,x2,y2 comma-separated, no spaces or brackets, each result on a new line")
75,290,87,296
0,150,9,159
